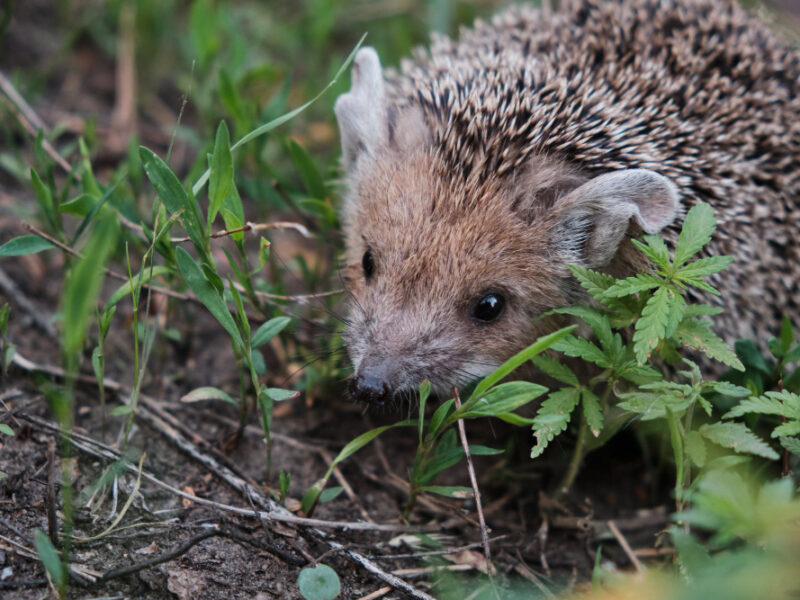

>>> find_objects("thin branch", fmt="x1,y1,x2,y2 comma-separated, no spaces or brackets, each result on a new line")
607,519,644,573
170,220,311,243
452,387,491,561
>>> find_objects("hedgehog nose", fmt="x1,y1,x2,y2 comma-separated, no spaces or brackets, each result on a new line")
349,372,392,406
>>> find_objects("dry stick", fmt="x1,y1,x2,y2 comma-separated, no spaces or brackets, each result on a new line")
607,520,644,573
18,414,440,600
357,586,392,600
452,387,491,561
16,408,435,536
170,220,311,243
327,541,436,600
0,72,74,176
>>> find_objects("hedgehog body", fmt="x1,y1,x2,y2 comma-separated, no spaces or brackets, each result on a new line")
335,0,800,402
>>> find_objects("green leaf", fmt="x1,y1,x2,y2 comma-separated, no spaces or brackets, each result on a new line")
581,388,604,437
0,423,14,436
61,215,118,356
674,319,744,371
568,264,616,299
553,335,610,368
724,391,799,420
105,266,172,309
330,421,415,469
704,381,753,399
686,431,707,468
319,486,344,503
420,485,473,498
531,387,581,458
699,422,779,460
429,398,454,437
664,290,686,338
180,386,237,405
175,247,242,348
221,187,245,242
632,235,670,268
208,120,234,227
531,354,578,386
468,326,575,403
674,202,715,267
601,274,663,299
288,139,327,199
455,381,547,420
779,315,794,354
734,339,769,373
772,421,800,438
34,529,63,587
110,404,133,416
671,527,712,581
550,305,614,352
140,147,206,250
418,380,431,442
633,286,671,363
297,564,341,600
675,255,733,279
251,316,292,348
60,193,97,216
0,234,54,257
780,436,800,456
265,388,300,402
191,35,367,197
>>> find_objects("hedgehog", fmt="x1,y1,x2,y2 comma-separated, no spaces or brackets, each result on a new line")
333,0,800,404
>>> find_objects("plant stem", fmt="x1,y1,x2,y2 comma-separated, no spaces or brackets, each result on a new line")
559,412,588,495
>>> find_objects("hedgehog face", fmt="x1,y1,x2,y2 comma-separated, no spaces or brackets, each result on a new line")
335,47,680,403
340,150,572,401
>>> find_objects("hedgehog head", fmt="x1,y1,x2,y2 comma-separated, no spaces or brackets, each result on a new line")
335,48,679,404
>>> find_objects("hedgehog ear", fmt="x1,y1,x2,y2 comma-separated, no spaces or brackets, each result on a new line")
553,169,680,268
334,48,389,171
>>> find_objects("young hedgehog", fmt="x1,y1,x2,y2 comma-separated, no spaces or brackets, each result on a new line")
334,0,800,404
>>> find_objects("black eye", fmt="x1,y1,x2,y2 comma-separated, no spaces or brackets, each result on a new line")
362,249,375,279
472,293,505,323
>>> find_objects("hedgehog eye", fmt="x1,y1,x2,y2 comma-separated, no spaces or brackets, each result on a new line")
362,249,375,280
472,293,505,323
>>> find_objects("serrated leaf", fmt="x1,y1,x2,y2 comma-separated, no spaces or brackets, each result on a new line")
772,421,800,438
780,436,800,456
531,354,578,386
704,381,753,398
551,305,614,352
676,255,733,279
617,391,691,421
251,316,291,348
176,247,242,349
686,431,707,467
664,290,686,338
568,264,616,299
683,304,723,318
581,388,603,436
699,422,779,460
674,202,715,267
722,393,795,420
601,274,663,299
531,387,581,458
208,120,234,227
633,286,671,363
633,235,670,268
680,276,721,296
0,234,54,257
674,319,744,371
553,335,610,368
